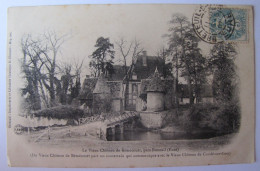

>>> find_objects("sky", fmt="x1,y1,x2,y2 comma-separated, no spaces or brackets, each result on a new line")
8,4,200,78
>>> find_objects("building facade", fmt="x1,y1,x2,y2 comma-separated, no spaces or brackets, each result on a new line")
78,52,214,114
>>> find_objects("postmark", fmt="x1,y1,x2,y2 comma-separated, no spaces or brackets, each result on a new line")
192,5,248,43
14,124,24,135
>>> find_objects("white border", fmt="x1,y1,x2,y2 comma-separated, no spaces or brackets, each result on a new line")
0,0,259,170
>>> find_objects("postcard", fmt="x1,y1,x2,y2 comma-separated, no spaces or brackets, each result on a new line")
6,4,255,167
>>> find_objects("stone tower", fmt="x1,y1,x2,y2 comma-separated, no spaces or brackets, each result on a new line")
92,73,111,114
146,67,165,112
140,68,166,129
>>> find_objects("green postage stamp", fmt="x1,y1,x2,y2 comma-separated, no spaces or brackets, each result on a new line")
192,5,249,43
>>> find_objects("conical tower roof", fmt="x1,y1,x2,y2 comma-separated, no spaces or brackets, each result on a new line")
93,73,111,94
147,67,165,92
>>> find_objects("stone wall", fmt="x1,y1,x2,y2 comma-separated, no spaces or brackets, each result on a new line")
140,111,165,129
111,99,123,112
147,92,164,112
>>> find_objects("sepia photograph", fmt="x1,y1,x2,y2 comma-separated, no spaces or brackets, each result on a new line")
6,4,255,168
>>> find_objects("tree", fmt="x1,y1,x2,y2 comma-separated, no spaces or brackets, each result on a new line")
59,64,72,104
70,58,85,99
116,38,133,75
21,34,48,110
115,38,144,77
166,14,190,106
209,43,238,102
89,37,115,77
40,31,69,106
208,43,240,132
115,38,143,110
20,31,70,108
156,46,172,78
58,57,85,104
180,36,207,103
166,13,206,105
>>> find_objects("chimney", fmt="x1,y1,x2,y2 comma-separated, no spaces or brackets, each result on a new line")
142,50,147,66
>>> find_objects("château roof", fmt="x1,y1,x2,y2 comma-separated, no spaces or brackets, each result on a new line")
93,73,111,94
109,65,129,81
147,68,165,92
133,55,165,80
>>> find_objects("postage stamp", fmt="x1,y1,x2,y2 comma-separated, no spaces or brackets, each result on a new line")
227,8,248,41
192,5,248,43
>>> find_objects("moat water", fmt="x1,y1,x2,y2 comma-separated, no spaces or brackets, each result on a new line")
106,130,218,141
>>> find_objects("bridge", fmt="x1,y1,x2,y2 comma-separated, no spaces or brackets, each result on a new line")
79,111,140,140
103,111,139,137
30,112,140,142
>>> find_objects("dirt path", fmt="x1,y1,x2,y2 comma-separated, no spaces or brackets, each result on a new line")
26,121,104,144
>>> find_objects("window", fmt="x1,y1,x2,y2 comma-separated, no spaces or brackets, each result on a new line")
132,84,137,94
126,83,140,110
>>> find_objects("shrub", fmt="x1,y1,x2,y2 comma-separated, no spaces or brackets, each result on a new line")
32,105,85,124
178,103,218,131
179,101,240,133
208,102,240,133
92,94,112,114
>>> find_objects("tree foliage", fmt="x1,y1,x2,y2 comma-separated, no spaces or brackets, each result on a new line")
58,59,84,104
89,37,115,77
33,105,85,125
166,13,207,105
178,43,240,133
115,37,143,77
180,102,240,133
209,43,238,102
21,34,48,110
20,31,83,110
